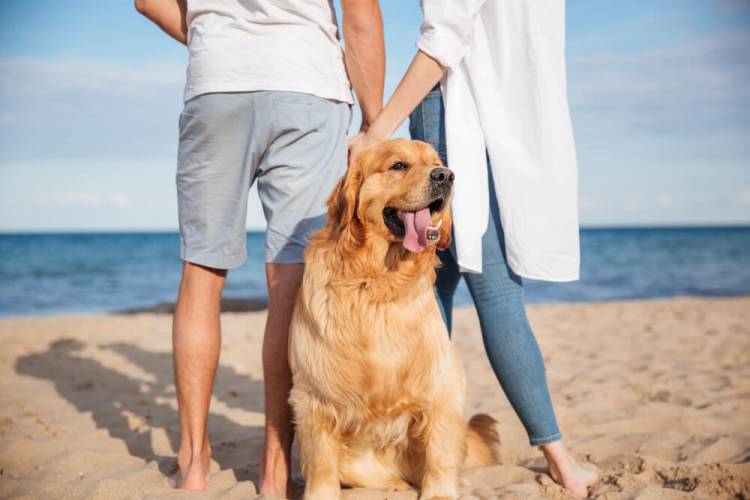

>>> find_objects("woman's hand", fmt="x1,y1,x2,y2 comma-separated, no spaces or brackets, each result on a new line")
347,130,388,167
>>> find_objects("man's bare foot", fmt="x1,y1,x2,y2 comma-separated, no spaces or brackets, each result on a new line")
174,444,211,491
259,448,290,497
541,441,599,498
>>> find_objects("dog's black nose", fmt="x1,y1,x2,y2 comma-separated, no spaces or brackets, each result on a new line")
430,167,454,186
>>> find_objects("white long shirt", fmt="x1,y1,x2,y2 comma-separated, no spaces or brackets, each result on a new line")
184,0,352,104
418,0,580,281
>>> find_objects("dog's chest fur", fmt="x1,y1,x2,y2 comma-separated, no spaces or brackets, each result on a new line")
341,285,446,399
292,256,454,419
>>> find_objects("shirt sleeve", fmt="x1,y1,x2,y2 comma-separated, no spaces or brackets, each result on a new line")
416,0,489,69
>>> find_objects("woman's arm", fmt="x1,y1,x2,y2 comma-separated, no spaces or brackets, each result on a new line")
349,0,487,161
135,0,188,45
348,0,488,163
367,50,445,141
349,50,445,162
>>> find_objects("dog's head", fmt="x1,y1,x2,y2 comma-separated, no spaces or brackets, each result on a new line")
327,139,453,255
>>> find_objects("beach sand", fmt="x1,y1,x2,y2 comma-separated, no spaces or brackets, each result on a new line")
1,297,748,499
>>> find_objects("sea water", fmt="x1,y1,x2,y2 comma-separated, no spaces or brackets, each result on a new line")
1,227,749,317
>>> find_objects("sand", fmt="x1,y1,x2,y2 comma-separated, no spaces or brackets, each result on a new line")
1,297,748,499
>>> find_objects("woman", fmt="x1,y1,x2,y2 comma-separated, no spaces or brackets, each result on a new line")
349,1,599,497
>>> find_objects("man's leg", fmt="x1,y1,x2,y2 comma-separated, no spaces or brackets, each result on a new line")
259,262,305,496
173,261,227,491
254,92,350,495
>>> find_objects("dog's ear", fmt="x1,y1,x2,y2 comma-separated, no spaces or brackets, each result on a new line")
437,202,452,250
327,150,372,248
327,166,362,232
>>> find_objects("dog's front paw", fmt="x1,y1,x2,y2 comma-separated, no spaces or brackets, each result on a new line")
419,494,456,500
304,483,341,500
419,480,458,500
388,478,414,492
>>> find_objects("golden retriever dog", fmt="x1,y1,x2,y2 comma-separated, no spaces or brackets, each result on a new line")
289,139,500,500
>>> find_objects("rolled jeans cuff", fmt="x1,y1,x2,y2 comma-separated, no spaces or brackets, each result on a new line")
530,432,562,446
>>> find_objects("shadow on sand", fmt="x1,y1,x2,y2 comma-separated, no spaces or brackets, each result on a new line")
14,338,266,485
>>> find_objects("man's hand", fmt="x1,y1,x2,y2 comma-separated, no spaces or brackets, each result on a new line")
135,0,188,45
341,0,385,132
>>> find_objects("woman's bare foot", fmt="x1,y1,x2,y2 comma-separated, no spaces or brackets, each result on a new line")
174,443,211,491
540,441,599,498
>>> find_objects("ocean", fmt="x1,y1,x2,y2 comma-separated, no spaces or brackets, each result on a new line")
1,227,749,317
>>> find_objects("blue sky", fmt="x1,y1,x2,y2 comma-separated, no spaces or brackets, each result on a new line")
0,0,748,231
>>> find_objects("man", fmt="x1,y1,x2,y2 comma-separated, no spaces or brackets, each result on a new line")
135,0,384,495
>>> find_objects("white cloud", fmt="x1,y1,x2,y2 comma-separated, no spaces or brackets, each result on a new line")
32,192,131,208
571,27,750,226
1,158,179,231
1,26,747,230
655,194,674,208
578,196,607,217
579,196,601,209
623,199,645,213
737,189,750,207
578,191,749,226
0,58,184,99
0,56,185,163
42,192,103,206
568,29,750,148
0,112,15,126
110,194,131,207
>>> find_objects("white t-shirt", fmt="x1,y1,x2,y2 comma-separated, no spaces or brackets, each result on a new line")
184,0,353,104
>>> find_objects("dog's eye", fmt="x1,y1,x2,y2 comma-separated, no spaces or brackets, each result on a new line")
390,162,408,171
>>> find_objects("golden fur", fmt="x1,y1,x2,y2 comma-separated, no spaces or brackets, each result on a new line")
289,139,500,500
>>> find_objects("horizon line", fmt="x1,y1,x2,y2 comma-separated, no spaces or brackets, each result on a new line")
2,222,750,235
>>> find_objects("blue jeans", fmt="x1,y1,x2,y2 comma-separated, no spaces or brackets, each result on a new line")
410,86,562,446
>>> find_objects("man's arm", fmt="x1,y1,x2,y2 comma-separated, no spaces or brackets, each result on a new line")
340,0,385,132
135,0,188,45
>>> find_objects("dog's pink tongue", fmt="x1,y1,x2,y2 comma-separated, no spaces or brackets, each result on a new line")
398,208,432,253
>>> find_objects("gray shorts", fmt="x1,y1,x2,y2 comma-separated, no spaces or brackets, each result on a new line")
177,91,350,269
